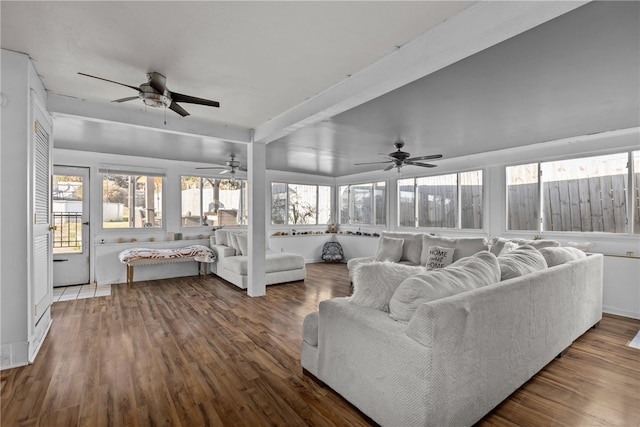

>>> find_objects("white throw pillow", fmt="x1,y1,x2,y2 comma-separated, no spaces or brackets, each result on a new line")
497,245,547,280
389,251,500,322
375,236,404,262
349,262,425,312
538,246,586,267
227,232,240,255
235,233,248,256
215,229,229,246
425,246,454,270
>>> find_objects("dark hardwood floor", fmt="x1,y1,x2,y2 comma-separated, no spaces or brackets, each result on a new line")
2,263,639,426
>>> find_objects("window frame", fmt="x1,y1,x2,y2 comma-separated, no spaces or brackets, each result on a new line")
397,169,484,230
180,175,248,228
270,182,332,226
505,150,638,235
100,168,165,231
338,181,387,227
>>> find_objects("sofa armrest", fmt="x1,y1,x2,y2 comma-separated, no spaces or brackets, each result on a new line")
210,244,235,259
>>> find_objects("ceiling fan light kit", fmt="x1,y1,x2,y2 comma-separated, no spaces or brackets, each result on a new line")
196,154,247,179
78,71,220,117
354,140,443,172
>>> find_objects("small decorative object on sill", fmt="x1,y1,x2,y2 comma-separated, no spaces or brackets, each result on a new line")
130,238,137,243
174,233,183,240
149,237,155,242
118,237,126,243
167,232,175,241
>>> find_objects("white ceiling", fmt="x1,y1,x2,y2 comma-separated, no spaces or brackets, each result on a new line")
1,1,639,177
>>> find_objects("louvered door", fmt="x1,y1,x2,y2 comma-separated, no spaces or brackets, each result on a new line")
31,100,52,327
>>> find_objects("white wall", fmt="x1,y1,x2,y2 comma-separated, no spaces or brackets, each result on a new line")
1,50,49,368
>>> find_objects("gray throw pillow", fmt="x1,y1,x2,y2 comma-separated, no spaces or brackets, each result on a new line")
490,237,560,256
538,246,586,267
497,244,547,280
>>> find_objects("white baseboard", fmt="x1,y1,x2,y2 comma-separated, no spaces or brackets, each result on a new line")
603,306,640,320
1,340,29,370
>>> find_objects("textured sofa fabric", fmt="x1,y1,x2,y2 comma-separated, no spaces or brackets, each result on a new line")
210,243,305,289
302,253,603,426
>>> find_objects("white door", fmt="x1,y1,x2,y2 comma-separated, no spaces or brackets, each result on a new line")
30,100,53,326
52,166,90,286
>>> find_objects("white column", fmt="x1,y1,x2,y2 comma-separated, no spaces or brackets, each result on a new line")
247,137,267,297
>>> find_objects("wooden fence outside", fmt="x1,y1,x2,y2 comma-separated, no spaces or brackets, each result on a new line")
398,183,483,228
508,173,640,233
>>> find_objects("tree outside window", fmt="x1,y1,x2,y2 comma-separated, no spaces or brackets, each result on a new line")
271,183,331,225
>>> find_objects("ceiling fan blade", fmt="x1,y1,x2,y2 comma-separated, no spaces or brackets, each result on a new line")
169,101,190,117
238,167,248,172
407,154,443,162
171,92,220,108
112,96,139,103
78,72,139,91
148,72,167,94
354,161,392,165
219,169,230,174
405,161,437,168
195,167,227,170
384,164,395,172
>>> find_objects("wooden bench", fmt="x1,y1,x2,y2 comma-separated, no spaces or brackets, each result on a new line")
118,245,215,284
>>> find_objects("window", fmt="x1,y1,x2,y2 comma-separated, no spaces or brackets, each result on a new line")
398,170,483,229
102,171,163,229
506,151,639,234
338,181,386,226
181,176,248,227
271,183,331,225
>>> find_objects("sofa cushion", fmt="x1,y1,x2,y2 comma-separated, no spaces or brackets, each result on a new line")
389,251,500,322
490,237,560,256
538,246,586,267
223,251,305,275
349,262,425,312
425,246,454,270
497,244,548,280
420,235,489,264
375,236,404,262
215,229,229,246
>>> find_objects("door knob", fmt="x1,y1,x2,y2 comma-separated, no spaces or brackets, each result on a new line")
48,225,57,231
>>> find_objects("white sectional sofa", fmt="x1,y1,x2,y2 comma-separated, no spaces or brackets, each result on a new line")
209,229,305,289
302,236,602,426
